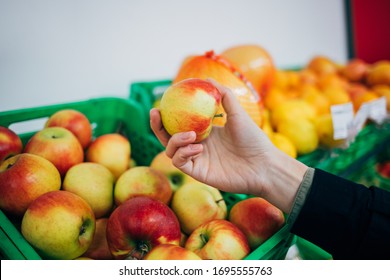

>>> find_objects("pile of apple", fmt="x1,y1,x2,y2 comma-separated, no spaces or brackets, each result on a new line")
0,105,285,260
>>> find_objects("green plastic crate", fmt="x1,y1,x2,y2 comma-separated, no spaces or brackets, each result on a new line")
129,80,390,177
0,97,294,260
295,237,333,260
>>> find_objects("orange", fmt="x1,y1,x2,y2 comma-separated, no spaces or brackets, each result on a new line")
264,87,291,111
322,86,351,105
221,44,276,97
307,55,339,77
372,85,390,111
366,60,390,86
301,84,331,115
352,91,380,112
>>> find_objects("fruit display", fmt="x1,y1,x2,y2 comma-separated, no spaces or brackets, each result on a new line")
0,97,293,260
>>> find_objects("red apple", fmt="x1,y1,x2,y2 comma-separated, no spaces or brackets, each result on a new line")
106,196,181,260
0,126,23,163
228,197,285,250
114,166,172,205
377,161,390,178
159,78,222,142
45,109,92,149
21,190,96,260
24,127,84,177
185,219,250,260
0,153,61,217
144,244,202,260
82,218,113,260
86,133,131,180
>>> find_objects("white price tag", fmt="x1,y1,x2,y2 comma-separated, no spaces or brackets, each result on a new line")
367,96,387,124
352,102,369,136
330,103,354,140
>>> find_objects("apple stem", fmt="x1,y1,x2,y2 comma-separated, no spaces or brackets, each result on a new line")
215,198,225,204
200,233,209,245
214,113,223,118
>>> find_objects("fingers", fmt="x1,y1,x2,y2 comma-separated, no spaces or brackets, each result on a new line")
165,131,196,158
150,108,171,147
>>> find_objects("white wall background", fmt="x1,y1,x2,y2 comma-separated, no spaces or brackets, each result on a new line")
0,0,348,112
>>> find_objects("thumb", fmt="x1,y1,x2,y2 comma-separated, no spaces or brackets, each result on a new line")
207,79,246,117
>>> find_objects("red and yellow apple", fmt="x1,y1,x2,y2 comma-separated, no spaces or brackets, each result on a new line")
150,150,195,191
144,244,201,260
159,78,222,142
86,133,131,180
106,196,181,260
21,190,96,260
82,218,113,260
62,162,115,218
185,219,250,260
114,166,172,205
0,153,61,217
24,127,84,177
0,126,23,163
45,109,92,149
228,197,285,250
171,181,227,235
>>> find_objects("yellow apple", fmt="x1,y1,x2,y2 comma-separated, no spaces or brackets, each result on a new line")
159,78,222,142
21,190,96,260
150,150,195,192
45,109,92,149
144,244,202,260
86,133,131,180
62,162,115,218
185,219,250,260
114,166,172,205
171,181,227,235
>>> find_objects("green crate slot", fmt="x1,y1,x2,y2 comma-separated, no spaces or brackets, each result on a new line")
0,96,294,260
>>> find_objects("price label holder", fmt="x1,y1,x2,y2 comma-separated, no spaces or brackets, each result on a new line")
330,103,354,140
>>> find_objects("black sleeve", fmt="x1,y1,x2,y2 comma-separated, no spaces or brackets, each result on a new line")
290,168,390,260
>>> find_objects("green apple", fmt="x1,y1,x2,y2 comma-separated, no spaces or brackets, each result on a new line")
62,162,115,218
171,181,227,235
21,190,96,260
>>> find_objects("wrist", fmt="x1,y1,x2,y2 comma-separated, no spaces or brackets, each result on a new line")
257,148,308,213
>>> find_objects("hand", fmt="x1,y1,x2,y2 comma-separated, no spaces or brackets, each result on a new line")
150,80,278,197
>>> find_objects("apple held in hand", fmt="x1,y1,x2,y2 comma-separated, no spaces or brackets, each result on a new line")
144,244,201,260
0,126,23,163
185,219,250,260
45,109,92,149
0,153,61,217
160,78,222,142
63,162,115,218
24,127,84,177
21,190,96,260
228,197,285,250
171,181,227,235
86,133,131,180
114,166,172,205
150,150,195,192
106,196,181,260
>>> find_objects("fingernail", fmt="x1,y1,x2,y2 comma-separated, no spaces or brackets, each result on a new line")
181,131,194,140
